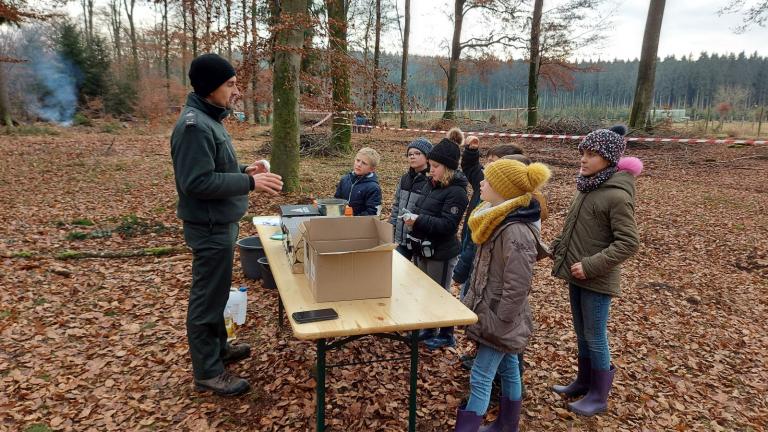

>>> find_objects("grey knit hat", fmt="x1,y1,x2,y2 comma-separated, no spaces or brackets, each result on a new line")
578,125,627,166
406,138,433,156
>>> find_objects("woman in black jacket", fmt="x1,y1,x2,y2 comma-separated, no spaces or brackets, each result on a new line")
404,138,469,350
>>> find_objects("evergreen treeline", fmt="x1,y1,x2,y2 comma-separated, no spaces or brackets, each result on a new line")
374,51,768,117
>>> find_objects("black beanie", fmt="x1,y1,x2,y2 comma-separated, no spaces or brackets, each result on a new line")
428,138,461,170
189,54,236,97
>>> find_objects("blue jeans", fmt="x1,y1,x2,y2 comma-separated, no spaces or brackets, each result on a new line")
465,344,521,415
569,283,612,370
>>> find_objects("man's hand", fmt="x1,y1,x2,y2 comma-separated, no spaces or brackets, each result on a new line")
245,159,270,176
466,135,480,150
252,172,283,196
570,262,587,280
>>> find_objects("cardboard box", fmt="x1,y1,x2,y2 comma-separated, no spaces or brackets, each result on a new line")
280,216,320,274
302,217,396,302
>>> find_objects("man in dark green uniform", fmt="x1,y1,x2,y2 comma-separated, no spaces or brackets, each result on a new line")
171,54,283,396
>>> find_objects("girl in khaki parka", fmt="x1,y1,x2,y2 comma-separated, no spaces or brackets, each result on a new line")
453,159,551,432
550,125,640,417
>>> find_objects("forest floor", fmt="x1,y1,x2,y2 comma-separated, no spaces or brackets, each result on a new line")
1,123,767,431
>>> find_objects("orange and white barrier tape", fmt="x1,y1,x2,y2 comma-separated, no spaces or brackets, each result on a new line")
301,107,527,115
343,123,767,146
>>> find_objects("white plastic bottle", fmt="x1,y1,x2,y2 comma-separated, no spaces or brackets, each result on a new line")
234,286,247,325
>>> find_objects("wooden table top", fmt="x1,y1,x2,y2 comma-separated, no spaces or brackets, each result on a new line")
254,216,478,340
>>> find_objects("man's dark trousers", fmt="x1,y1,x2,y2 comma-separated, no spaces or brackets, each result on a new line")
184,221,238,380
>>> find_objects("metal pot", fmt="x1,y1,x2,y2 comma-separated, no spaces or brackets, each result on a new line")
316,198,348,216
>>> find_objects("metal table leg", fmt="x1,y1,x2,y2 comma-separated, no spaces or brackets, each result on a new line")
408,330,418,432
316,338,327,431
278,298,284,330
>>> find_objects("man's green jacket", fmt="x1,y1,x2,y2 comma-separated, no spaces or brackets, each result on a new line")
171,93,252,225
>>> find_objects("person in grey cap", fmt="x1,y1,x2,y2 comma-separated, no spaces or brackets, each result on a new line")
390,137,433,260
170,53,283,396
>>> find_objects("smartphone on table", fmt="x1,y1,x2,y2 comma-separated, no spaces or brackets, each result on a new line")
292,308,338,324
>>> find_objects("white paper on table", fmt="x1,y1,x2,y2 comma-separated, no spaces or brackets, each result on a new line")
253,216,280,226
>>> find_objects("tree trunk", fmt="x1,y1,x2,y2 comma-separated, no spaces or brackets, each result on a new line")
443,0,465,120
108,0,122,63
629,0,666,130
241,0,250,121
163,0,171,101
181,0,188,87
0,63,13,128
251,0,259,123
204,0,212,50
326,0,351,153
362,3,373,111
272,0,307,192
124,0,140,79
81,0,95,42
190,0,199,57
300,1,317,98
527,0,543,130
400,0,410,128
371,0,381,125
226,0,233,60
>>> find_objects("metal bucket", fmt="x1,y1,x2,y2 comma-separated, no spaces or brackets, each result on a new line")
317,198,348,216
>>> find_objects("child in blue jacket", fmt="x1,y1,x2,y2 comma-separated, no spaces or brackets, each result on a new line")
334,147,382,216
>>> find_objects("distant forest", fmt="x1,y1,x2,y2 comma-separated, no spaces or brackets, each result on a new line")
372,51,768,116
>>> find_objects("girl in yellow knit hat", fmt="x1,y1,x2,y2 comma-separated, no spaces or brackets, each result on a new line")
453,159,550,432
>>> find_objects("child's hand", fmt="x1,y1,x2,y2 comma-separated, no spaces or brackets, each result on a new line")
245,159,270,175
403,214,418,226
466,135,480,149
570,262,586,279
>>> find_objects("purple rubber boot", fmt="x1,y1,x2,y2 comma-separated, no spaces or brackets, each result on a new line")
479,397,521,432
568,365,616,416
454,406,483,432
552,357,591,397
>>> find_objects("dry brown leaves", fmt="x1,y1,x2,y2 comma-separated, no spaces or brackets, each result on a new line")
1,125,766,431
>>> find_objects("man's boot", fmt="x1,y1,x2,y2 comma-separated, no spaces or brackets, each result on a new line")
552,357,591,397
568,366,616,416
454,406,483,432
479,397,522,432
195,371,250,396
221,342,251,365
424,326,456,350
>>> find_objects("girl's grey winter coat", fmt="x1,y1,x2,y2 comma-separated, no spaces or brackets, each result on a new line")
462,220,538,354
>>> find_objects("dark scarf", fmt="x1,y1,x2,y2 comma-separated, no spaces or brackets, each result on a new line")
576,166,617,193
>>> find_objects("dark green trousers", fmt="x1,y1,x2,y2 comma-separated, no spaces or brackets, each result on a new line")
183,222,238,380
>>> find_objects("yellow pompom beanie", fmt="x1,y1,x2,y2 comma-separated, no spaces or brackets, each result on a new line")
484,159,551,199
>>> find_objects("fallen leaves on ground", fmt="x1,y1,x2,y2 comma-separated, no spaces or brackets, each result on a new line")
1,125,766,431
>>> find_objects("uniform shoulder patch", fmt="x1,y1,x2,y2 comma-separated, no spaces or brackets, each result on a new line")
184,111,198,127
450,206,460,215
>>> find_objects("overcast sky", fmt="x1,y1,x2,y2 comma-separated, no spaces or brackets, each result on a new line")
62,0,768,61
399,0,768,60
